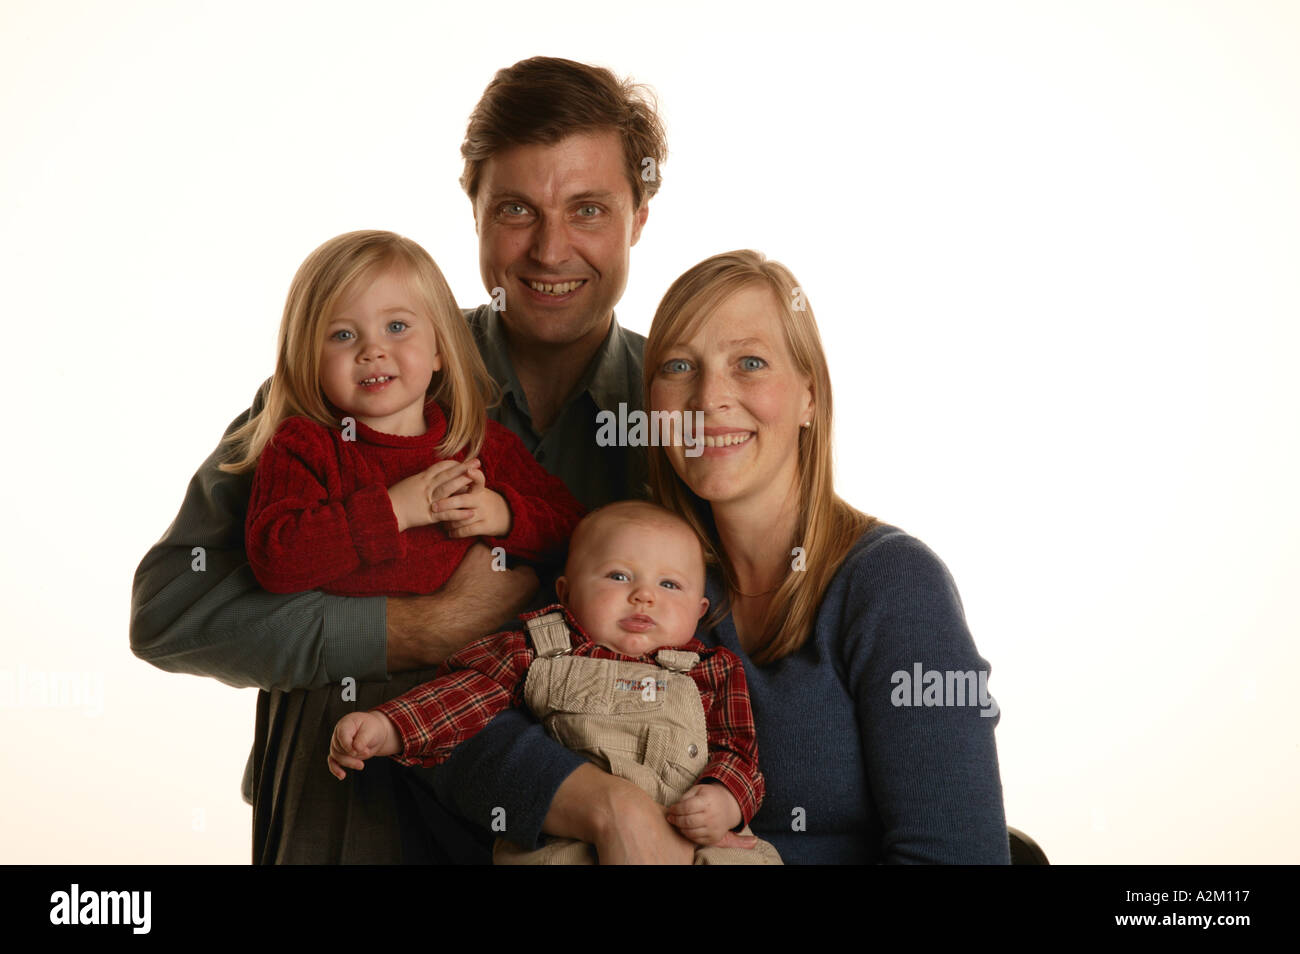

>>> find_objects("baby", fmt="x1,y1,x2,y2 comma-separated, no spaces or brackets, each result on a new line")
329,500,781,864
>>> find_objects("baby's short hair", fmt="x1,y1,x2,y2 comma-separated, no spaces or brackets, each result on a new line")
566,500,705,584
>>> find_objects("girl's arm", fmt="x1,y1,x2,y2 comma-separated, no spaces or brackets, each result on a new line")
245,416,402,593
476,420,586,562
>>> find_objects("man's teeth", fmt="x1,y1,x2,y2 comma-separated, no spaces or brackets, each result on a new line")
360,376,392,385
703,433,752,448
528,280,585,295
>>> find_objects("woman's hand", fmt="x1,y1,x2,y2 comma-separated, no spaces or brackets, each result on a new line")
546,764,696,864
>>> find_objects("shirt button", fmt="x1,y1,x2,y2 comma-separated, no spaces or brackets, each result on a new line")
687,744,698,758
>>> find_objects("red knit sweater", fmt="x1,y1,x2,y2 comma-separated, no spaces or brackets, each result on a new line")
246,400,584,597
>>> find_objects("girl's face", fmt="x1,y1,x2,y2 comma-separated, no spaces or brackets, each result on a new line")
649,284,813,514
319,266,442,436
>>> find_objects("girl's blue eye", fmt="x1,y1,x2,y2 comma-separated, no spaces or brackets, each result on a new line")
388,320,408,333
740,356,767,371
662,358,691,374
331,329,354,342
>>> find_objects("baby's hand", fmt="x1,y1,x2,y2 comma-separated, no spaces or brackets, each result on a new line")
436,466,512,539
666,783,743,846
328,711,401,780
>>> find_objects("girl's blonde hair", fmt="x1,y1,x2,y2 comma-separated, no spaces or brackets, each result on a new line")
645,250,878,665
221,230,496,474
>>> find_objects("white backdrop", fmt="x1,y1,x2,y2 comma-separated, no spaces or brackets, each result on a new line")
2,0,1296,863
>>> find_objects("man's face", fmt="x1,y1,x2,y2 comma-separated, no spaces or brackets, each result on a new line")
474,130,649,352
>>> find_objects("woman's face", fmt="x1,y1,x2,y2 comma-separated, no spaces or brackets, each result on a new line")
649,284,813,512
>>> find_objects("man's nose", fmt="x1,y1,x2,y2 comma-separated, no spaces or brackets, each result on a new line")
530,214,572,267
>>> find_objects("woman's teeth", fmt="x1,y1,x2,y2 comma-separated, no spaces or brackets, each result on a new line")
703,433,752,448
528,280,585,295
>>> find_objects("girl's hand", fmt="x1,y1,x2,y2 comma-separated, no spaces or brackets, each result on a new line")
328,711,400,780
387,459,481,532
434,466,513,539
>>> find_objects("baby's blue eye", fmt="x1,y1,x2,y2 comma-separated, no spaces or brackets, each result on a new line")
608,571,630,582
659,580,681,590
740,356,766,371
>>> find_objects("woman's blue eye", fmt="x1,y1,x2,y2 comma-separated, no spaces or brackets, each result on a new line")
740,356,767,371
662,358,692,374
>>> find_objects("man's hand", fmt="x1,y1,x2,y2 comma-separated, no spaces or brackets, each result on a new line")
666,783,747,847
328,711,400,780
386,543,538,671
387,459,481,532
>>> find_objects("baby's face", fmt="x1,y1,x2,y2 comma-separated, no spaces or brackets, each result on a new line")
556,518,709,657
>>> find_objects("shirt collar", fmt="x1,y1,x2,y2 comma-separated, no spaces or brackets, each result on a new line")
482,308,634,415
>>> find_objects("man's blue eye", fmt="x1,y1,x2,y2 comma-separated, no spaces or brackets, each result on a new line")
662,358,691,374
577,205,600,217
740,356,766,371
503,203,527,216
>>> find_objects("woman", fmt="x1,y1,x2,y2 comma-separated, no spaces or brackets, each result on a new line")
635,250,1010,863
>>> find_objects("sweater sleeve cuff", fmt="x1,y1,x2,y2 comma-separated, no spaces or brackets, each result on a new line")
321,593,388,683
699,763,761,827
345,484,404,565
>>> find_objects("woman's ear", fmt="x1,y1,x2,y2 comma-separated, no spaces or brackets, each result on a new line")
800,378,815,429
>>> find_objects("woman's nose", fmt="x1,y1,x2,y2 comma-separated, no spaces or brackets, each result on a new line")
693,364,732,412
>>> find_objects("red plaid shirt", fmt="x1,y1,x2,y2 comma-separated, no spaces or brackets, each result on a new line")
375,604,765,824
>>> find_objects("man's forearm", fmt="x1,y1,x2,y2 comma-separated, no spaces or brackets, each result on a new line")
130,389,389,691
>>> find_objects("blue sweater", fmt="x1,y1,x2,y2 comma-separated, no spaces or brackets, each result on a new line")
432,524,1010,864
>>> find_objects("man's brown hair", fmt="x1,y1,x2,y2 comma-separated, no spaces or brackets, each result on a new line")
460,57,667,209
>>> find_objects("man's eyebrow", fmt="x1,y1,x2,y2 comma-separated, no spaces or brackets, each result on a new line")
567,190,620,204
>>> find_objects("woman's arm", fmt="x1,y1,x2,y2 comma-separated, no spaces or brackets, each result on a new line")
840,530,1010,864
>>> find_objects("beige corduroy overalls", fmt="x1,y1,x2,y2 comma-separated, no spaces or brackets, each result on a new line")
492,610,782,865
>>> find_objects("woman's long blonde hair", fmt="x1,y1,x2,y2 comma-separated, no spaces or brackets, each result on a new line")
645,250,877,665
221,230,496,474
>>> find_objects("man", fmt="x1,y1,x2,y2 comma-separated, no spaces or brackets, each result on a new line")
130,57,666,863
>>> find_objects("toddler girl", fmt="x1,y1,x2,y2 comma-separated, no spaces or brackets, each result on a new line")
220,229,583,597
